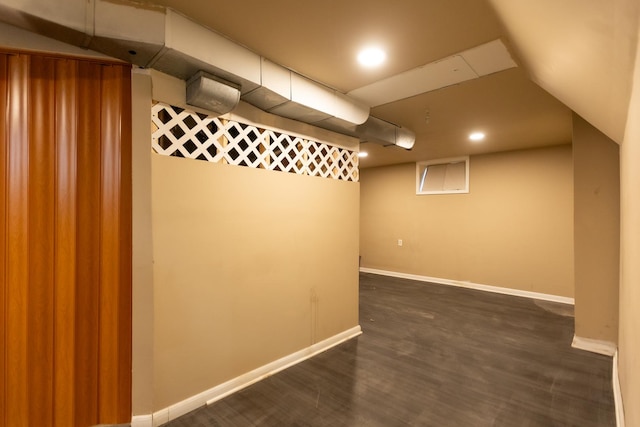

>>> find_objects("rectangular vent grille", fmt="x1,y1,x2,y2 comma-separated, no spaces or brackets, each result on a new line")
151,102,359,182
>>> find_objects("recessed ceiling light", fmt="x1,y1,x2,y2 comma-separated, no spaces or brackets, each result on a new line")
357,47,386,67
469,132,485,141
358,151,369,158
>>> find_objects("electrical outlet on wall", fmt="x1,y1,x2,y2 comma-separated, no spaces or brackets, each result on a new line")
397,239,403,246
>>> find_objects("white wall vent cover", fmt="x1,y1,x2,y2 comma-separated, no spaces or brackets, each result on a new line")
186,71,241,116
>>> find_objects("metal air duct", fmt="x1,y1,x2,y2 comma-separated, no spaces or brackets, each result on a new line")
0,0,415,149
315,116,416,150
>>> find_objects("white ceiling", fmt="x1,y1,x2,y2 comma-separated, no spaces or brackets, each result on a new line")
348,39,517,107
2,0,633,168
137,0,575,168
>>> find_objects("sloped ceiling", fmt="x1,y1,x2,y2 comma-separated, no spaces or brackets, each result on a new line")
488,0,639,144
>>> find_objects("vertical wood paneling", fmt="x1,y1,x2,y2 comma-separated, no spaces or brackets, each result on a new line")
74,61,103,427
0,53,7,427
27,55,56,426
0,51,132,427
99,63,122,422
97,63,133,423
53,58,78,427
5,54,30,427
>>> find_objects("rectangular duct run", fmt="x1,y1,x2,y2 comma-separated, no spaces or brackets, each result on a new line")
186,71,241,116
0,1,414,149
347,39,517,108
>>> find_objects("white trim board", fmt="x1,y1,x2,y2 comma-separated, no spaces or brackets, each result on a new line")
144,325,362,426
613,351,626,427
571,335,617,357
359,267,575,305
131,414,153,427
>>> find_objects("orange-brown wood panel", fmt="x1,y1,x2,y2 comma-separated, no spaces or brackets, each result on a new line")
1,51,132,427
98,64,132,423
6,53,30,427
98,63,120,422
27,55,56,426
0,53,8,427
53,58,78,427
74,61,103,427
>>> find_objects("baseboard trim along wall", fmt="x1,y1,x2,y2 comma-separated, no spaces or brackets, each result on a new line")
131,414,153,427
613,351,626,427
359,267,575,305
133,325,362,427
571,335,617,357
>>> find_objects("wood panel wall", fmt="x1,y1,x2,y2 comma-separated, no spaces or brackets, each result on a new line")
0,51,132,427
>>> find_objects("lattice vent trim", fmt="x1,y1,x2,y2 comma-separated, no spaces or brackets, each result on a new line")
151,102,359,182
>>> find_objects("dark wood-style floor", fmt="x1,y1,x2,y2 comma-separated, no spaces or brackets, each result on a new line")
165,273,615,427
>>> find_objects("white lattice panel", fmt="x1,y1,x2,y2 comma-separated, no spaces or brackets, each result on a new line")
152,102,359,182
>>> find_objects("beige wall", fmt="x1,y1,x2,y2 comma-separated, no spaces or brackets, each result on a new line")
360,145,574,297
126,70,362,412
573,114,620,344
619,21,640,426
150,139,359,410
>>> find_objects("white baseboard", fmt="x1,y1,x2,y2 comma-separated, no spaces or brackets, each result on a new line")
144,325,362,426
613,351,625,427
131,414,153,427
571,335,617,356
359,267,575,305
